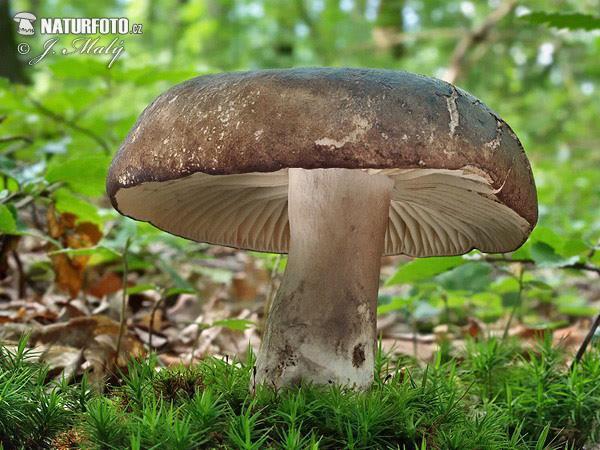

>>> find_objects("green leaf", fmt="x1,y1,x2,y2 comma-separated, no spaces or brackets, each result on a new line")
471,292,503,323
559,304,598,317
165,287,196,297
436,262,492,292
413,301,441,321
46,154,110,197
0,204,17,234
211,319,254,331
556,294,597,318
377,296,413,315
48,245,121,259
127,284,157,295
560,238,589,257
53,189,103,225
530,242,579,268
501,292,521,308
385,256,465,286
524,280,553,290
48,57,109,80
157,259,195,290
522,12,600,31
196,267,234,284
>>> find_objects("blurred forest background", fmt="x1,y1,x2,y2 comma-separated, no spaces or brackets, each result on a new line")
0,0,599,378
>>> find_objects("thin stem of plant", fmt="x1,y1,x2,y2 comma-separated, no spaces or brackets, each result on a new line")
443,0,517,83
27,96,111,154
11,250,25,299
148,292,165,350
503,267,524,340
572,313,600,369
115,237,131,365
263,254,282,321
484,256,600,275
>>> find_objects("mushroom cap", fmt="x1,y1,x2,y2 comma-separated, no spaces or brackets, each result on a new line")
13,12,35,21
107,68,537,257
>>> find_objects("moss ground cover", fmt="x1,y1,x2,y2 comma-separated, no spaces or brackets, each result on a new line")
1,336,599,449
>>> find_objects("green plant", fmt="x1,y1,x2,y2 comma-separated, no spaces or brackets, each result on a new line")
2,335,600,448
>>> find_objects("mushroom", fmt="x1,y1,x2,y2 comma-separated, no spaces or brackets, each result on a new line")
107,68,537,389
13,12,36,35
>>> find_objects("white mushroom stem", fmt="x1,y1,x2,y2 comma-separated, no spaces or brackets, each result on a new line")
255,168,393,389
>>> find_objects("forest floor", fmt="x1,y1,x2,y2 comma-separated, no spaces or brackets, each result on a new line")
1,239,599,448
1,335,600,449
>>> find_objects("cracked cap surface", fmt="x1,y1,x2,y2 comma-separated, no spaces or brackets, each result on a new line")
107,68,538,256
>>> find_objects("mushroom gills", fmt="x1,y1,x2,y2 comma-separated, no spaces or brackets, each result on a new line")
115,167,530,257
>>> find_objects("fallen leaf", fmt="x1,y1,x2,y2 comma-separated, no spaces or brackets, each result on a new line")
87,272,123,298
134,326,168,348
47,205,103,298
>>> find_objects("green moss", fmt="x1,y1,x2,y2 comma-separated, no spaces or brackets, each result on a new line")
1,336,599,449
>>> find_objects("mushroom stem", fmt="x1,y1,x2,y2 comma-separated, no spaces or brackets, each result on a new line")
255,168,393,389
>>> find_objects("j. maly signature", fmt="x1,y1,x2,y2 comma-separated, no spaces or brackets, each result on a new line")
29,37,125,68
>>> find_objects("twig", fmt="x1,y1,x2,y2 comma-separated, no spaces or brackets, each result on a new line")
27,96,111,154
502,267,524,340
373,28,462,46
0,181,64,207
483,256,600,275
443,0,517,83
571,313,600,369
11,250,25,299
115,237,131,365
148,293,165,351
412,321,418,359
0,135,33,144
30,203,42,230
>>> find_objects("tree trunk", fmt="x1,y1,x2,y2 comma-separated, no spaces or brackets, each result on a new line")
0,0,29,84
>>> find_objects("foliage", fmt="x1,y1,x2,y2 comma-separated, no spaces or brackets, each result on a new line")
522,12,600,31
1,337,600,449
381,223,599,327
0,0,599,446
0,0,597,331
0,338,90,449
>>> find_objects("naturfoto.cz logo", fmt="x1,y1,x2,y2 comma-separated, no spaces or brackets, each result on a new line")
14,12,143,68
14,12,36,35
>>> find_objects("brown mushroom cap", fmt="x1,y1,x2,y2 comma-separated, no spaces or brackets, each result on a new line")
107,68,537,256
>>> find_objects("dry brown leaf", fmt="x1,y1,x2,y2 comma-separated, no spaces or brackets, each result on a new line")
47,205,63,239
553,324,586,348
381,338,437,361
74,222,103,245
56,299,90,319
231,272,258,301
2,315,146,387
29,316,137,354
51,254,84,298
511,324,549,340
134,326,168,348
46,206,103,298
52,428,85,450
137,309,163,332
39,344,84,381
463,318,484,338
159,353,187,366
87,272,123,298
